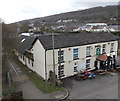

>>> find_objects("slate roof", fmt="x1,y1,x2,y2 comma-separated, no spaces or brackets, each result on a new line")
37,32,118,50
14,36,35,54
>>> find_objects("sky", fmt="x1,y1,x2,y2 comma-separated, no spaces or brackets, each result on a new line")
0,0,119,24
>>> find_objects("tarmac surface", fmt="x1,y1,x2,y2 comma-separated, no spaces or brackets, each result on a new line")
62,73,118,99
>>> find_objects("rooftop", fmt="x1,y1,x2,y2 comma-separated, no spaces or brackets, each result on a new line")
15,36,35,54
37,32,118,50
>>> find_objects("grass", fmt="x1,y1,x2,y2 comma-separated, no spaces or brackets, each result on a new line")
9,51,63,93
22,67,62,93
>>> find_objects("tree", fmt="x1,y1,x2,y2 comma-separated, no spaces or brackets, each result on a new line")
20,20,31,33
2,22,16,49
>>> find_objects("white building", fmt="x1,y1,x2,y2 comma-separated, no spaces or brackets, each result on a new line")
86,23,107,26
19,33,34,37
14,33,118,80
108,25,120,32
81,23,109,32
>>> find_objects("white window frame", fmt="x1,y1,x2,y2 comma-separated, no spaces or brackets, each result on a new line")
73,48,78,59
102,44,106,54
58,65,65,77
86,46,91,57
32,61,34,67
110,43,114,52
28,58,30,64
58,50,64,63
86,59,90,69
74,62,78,72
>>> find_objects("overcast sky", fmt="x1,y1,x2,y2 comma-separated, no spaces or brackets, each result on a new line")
0,0,119,24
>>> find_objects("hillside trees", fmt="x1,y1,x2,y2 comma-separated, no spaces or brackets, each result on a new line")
2,22,16,49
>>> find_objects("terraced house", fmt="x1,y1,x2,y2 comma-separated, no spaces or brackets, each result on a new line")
14,33,118,80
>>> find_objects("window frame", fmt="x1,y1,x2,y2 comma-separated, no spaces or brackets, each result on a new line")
58,65,65,77
32,61,34,67
110,43,114,52
58,50,64,63
73,48,79,60
86,59,90,69
86,46,91,57
28,58,30,64
23,55,24,61
102,44,106,54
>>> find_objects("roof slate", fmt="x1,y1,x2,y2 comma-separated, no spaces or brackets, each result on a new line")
37,32,118,50
15,36,35,54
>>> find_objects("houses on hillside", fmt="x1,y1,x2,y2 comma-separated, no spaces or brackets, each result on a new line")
73,23,120,32
81,23,108,32
108,25,120,32
14,32,118,80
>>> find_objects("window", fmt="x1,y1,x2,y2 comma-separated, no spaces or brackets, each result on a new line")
74,62,78,72
28,58,30,64
23,55,24,61
86,59,90,69
86,46,91,57
73,48,78,60
58,65,65,78
58,50,64,63
102,44,106,54
20,54,22,58
110,43,114,52
32,61,34,67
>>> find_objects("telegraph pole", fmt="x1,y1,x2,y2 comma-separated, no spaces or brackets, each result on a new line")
52,33,56,85
58,48,61,79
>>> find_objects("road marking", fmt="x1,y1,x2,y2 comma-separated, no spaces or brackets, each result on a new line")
10,62,19,76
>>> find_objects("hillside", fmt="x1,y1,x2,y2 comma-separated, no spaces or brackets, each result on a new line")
10,5,119,33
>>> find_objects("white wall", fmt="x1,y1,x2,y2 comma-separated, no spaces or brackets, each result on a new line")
25,56,34,71
33,39,46,79
15,40,118,80
46,40,118,79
